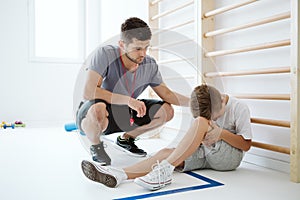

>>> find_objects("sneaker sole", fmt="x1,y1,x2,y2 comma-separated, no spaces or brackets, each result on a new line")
92,158,108,166
134,177,171,191
81,160,117,188
102,137,147,158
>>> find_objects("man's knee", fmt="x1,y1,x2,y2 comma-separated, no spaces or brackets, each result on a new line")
162,103,174,122
88,102,108,129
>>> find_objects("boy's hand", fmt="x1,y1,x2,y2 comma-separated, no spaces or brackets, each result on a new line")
203,121,222,147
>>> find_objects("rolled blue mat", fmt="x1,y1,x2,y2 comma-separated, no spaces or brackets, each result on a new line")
64,123,86,136
64,123,77,132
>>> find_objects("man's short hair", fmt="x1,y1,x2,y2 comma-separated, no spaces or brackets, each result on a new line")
121,17,152,44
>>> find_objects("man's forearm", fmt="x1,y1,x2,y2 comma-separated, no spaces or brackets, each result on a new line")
84,87,132,105
165,91,190,107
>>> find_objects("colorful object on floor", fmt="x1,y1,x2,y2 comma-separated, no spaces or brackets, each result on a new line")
1,122,15,129
64,123,86,136
14,121,26,128
0,121,26,129
64,123,78,132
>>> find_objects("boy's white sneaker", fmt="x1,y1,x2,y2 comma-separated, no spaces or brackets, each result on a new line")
81,160,127,188
134,160,175,191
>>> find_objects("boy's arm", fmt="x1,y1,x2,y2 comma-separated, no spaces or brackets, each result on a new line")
203,123,251,151
219,129,252,151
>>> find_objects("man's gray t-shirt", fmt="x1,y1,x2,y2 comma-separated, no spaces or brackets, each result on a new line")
84,45,163,98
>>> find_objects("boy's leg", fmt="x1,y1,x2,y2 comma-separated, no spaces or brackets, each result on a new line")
81,148,174,188
133,117,210,190
123,117,209,177
205,140,243,171
175,145,211,172
165,117,209,167
81,160,127,188
124,148,175,178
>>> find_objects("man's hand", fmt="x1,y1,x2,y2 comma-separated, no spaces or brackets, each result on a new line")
203,121,222,147
128,99,146,117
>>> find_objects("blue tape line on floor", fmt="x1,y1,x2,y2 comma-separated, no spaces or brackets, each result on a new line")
114,171,224,200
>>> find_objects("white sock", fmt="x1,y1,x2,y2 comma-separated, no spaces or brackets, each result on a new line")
162,160,175,171
110,167,128,185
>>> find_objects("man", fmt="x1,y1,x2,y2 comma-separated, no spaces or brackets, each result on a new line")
76,17,190,165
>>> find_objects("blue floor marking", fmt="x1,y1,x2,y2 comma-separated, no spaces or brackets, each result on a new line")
114,171,224,200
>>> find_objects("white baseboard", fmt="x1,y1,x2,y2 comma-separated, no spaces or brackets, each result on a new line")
243,153,290,174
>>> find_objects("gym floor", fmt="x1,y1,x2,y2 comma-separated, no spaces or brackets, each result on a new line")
0,127,299,200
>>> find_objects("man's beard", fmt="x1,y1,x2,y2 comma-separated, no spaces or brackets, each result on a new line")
125,53,141,64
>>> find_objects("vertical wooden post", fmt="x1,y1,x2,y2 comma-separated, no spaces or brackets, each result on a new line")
148,0,159,60
290,0,300,183
196,0,215,85
148,0,159,98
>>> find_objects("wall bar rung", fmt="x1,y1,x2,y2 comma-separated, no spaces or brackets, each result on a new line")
205,12,290,37
151,39,194,50
235,94,290,101
154,19,195,35
157,57,195,65
204,0,257,18
205,66,290,78
151,0,194,21
205,39,290,57
251,117,290,128
251,141,290,154
164,75,195,81
150,0,164,6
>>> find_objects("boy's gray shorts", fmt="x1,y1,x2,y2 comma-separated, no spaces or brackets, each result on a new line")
180,140,243,172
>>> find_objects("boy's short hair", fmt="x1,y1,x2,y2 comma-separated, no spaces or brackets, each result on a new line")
121,17,152,44
190,84,223,119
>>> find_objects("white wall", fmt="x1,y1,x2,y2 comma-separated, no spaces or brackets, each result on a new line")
100,0,149,43
0,0,147,127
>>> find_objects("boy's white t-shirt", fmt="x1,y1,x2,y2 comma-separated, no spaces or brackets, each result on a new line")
215,96,252,140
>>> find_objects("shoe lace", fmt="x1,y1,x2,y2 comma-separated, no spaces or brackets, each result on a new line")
91,143,108,155
95,143,107,150
151,160,167,188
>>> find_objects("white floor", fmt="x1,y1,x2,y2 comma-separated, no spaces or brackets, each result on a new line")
0,127,299,200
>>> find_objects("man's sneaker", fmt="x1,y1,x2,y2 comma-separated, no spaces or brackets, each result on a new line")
116,135,147,157
90,142,111,165
81,160,127,188
134,160,175,191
